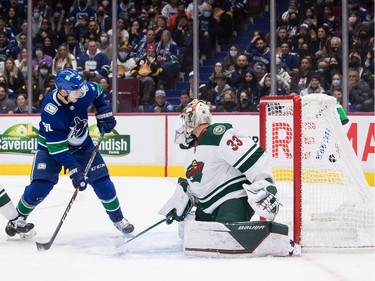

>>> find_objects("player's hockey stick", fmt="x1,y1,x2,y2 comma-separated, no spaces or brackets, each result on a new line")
114,214,174,248
36,133,105,251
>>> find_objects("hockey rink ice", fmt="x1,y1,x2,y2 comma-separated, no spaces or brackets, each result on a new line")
0,175,374,281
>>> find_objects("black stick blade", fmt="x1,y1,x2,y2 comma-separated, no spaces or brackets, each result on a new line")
36,241,52,251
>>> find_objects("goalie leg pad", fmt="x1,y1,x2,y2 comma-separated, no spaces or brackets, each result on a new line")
243,180,281,221
183,221,295,258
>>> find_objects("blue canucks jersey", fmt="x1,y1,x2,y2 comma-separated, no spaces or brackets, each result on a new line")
37,82,107,170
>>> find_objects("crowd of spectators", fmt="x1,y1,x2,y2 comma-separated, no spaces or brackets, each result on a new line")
0,0,373,114
198,0,374,113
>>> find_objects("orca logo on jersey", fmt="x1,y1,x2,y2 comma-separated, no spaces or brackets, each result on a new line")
68,117,89,146
186,160,204,183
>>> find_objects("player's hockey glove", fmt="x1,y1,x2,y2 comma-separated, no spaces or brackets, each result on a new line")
158,178,195,224
96,105,116,134
69,166,88,191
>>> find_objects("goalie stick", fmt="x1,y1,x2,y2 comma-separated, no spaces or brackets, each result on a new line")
36,133,105,251
114,214,174,248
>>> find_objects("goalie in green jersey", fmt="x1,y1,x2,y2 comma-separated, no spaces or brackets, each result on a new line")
159,99,281,224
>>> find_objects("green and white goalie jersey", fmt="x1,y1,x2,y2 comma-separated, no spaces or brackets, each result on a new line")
183,123,274,214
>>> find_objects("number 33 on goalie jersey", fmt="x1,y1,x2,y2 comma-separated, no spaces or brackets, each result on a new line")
183,123,274,214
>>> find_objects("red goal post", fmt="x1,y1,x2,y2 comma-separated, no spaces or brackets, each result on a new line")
259,95,302,244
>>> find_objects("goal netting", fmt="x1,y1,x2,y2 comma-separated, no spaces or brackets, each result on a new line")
259,94,374,247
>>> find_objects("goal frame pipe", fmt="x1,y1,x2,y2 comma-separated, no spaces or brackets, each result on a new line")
259,95,302,245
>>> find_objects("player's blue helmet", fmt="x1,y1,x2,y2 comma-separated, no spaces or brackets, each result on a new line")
55,68,87,97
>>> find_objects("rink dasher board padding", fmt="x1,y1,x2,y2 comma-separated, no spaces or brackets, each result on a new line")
183,221,292,258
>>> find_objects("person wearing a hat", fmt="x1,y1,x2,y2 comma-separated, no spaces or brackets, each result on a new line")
110,43,135,78
145,89,175,113
31,43,53,74
300,74,325,96
131,43,162,106
207,72,231,111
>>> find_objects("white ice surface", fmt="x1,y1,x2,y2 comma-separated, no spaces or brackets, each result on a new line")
0,176,374,281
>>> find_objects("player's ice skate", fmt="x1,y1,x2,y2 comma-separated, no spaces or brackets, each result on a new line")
5,216,36,240
114,218,134,235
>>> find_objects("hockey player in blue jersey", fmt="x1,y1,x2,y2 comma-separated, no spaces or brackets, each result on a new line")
5,68,134,237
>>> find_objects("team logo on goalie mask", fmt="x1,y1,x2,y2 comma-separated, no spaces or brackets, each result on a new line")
186,159,204,183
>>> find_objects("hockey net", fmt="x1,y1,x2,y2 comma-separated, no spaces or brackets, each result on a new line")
259,94,374,248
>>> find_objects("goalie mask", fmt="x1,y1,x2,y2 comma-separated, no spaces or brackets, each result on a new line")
175,99,212,145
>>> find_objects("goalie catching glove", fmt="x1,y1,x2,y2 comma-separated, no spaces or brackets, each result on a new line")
158,178,195,224
243,179,281,221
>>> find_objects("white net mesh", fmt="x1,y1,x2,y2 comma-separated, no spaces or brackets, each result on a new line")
261,94,374,247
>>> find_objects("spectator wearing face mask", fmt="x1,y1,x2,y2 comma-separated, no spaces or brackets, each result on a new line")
235,89,258,112
329,73,343,93
96,4,111,32
110,43,135,78
31,44,53,74
30,6,43,39
198,4,217,59
329,37,342,57
34,61,51,95
280,0,298,24
352,22,373,62
216,88,238,113
49,0,66,37
222,44,240,76
82,19,101,43
98,31,112,60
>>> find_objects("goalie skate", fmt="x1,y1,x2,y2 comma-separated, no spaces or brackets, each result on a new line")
114,218,134,234
5,216,36,240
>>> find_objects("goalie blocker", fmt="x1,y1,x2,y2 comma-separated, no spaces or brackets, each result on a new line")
183,220,301,258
